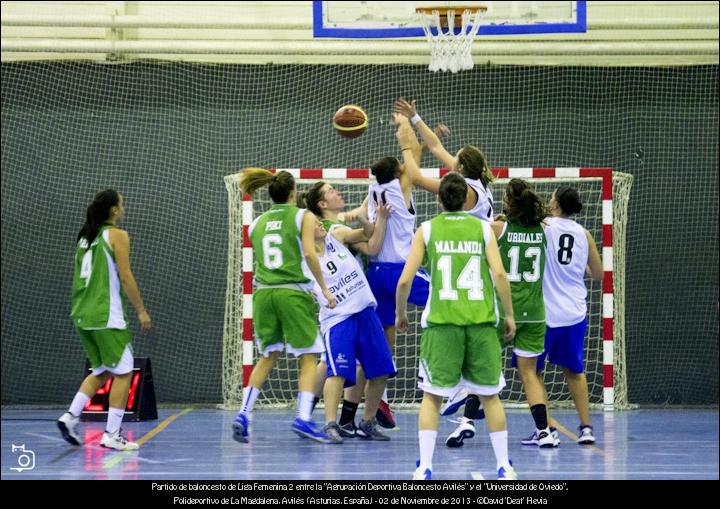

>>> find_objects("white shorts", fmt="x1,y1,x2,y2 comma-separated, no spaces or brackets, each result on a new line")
92,345,134,376
259,332,325,358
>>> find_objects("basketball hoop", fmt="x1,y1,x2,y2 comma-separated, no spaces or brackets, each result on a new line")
415,6,487,73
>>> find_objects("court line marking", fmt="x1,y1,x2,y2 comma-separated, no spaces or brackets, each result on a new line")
26,432,76,444
470,472,485,480
549,417,606,457
102,408,193,470
45,431,105,464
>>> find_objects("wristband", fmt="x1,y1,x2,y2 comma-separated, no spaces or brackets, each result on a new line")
410,114,422,125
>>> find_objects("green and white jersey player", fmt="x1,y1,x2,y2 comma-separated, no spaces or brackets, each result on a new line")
58,189,151,451
396,173,518,481
493,179,556,448
232,168,336,445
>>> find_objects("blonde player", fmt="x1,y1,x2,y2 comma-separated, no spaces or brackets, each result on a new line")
232,169,336,444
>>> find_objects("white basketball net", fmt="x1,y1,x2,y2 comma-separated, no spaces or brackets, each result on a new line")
419,9,484,73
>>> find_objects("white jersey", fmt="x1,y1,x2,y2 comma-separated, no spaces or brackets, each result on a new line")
313,226,377,335
543,216,590,327
367,179,416,263
465,178,494,222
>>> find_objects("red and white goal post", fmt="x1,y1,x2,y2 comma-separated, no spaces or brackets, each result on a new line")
223,168,633,411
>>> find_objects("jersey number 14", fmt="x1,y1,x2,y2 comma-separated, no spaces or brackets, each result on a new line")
437,255,484,301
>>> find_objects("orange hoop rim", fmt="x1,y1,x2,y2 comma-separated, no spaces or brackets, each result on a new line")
415,5,488,17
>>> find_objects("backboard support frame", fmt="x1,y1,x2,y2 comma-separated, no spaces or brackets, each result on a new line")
313,1,586,38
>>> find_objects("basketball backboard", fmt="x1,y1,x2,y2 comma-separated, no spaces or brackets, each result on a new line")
313,1,586,38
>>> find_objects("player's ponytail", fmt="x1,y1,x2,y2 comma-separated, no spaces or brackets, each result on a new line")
77,189,120,249
457,145,495,188
240,168,295,204
505,179,545,227
297,181,326,217
555,186,583,215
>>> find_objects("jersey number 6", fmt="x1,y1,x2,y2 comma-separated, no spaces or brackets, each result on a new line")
262,234,284,269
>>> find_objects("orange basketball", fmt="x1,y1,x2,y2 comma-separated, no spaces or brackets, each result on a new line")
333,105,368,138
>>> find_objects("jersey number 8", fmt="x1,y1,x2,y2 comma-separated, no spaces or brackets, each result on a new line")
557,234,574,265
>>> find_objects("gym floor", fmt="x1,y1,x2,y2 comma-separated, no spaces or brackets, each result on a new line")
2,407,717,480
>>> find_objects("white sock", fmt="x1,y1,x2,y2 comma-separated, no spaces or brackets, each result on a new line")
68,392,91,417
489,430,510,470
382,388,388,404
106,407,125,435
240,386,260,416
418,430,437,471
297,391,314,421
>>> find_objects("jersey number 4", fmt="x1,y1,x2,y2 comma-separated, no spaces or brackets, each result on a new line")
80,251,93,286
437,255,484,301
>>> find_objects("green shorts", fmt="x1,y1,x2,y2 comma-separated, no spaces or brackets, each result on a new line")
419,323,505,397
497,320,546,356
253,288,322,357
76,327,132,371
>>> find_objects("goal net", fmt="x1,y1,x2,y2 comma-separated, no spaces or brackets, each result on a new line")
224,168,632,410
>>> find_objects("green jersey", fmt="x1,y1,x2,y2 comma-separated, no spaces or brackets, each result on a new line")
71,225,129,330
497,220,546,322
322,218,344,231
250,204,311,286
421,212,498,327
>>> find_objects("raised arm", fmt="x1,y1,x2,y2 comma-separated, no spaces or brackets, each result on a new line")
361,201,391,256
420,123,451,161
334,202,392,257
395,115,425,197
109,229,151,332
395,114,441,195
340,195,368,224
585,229,603,281
395,228,426,333
394,98,456,170
301,211,336,309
